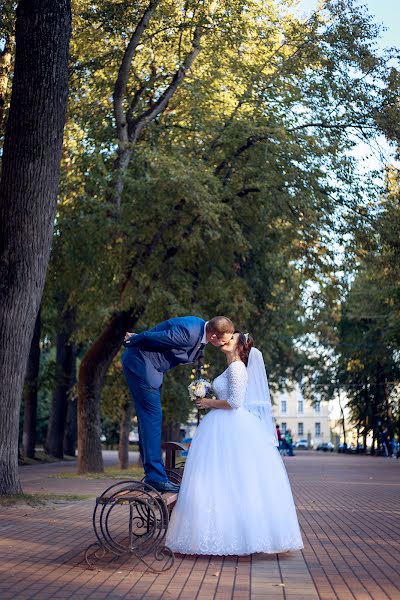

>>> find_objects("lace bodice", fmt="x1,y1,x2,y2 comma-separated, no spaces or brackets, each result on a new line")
213,361,248,408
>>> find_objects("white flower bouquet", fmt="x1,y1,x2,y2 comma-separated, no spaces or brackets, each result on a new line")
188,378,213,401
188,364,215,400
188,365,215,425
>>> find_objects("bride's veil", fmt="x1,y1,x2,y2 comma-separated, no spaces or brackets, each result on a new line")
244,347,279,446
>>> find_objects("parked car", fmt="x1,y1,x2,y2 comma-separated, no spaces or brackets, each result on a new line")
128,427,139,443
316,442,334,452
295,438,311,449
348,444,368,454
338,443,366,454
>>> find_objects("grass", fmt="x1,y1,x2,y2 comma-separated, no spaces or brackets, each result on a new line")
0,493,94,507
49,465,145,480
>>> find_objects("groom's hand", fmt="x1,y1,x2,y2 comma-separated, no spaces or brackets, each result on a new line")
124,332,137,345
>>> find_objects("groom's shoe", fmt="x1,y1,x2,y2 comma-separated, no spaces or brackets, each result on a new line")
145,479,180,493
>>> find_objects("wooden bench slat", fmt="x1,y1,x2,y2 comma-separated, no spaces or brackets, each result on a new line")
96,491,178,506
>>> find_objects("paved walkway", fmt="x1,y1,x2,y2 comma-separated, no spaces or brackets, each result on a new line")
0,453,399,599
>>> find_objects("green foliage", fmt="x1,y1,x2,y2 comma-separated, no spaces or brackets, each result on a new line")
304,168,400,442
39,0,400,432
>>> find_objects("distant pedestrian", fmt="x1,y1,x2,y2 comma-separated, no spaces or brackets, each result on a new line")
390,437,398,459
276,424,282,453
380,428,391,457
285,429,295,456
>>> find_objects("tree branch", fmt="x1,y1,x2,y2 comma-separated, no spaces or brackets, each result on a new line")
126,66,158,124
237,187,261,197
113,0,160,145
215,119,375,182
214,134,269,180
287,121,373,133
127,25,203,142
111,8,205,211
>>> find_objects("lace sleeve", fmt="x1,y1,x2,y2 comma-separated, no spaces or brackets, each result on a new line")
227,362,248,409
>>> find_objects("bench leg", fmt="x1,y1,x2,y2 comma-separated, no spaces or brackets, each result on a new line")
85,480,176,573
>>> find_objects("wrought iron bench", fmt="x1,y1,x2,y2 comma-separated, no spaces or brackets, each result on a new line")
85,441,186,573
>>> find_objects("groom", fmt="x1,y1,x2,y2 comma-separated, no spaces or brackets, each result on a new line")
121,315,235,492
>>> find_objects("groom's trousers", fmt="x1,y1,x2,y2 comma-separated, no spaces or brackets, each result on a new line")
121,350,168,483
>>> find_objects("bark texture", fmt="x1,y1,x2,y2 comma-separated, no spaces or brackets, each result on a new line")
0,0,71,494
22,310,41,459
77,311,134,473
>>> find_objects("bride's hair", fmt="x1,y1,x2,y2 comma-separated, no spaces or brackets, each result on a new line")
235,331,254,366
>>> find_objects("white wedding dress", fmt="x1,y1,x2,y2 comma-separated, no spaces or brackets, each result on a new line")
166,360,304,555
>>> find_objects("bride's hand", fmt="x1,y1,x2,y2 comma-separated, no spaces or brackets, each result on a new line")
195,398,209,409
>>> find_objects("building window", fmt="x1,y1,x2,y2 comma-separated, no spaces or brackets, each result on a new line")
297,400,304,414
298,422,304,436
314,402,321,414
281,422,287,434
315,422,321,436
280,400,287,414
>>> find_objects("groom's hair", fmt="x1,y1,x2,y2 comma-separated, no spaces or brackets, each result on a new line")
207,316,235,336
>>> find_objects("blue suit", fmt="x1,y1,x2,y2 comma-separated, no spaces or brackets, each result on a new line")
121,316,206,482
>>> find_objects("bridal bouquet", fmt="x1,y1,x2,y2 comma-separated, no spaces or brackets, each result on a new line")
188,378,213,401
188,364,215,402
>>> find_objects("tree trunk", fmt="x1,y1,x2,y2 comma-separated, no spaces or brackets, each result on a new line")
45,308,76,458
64,391,77,457
371,413,377,455
22,309,41,459
77,310,135,473
0,0,71,495
363,425,367,451
118,398,132,469
338,391,346,446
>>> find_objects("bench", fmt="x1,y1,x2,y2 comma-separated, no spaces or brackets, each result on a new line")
85,441,186,573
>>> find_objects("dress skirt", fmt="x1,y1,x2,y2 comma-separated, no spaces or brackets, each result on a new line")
166,406,304,555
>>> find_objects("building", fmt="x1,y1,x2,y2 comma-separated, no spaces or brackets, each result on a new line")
272,383,331,447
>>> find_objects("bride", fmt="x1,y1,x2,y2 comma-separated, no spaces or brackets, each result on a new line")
165,332,304,556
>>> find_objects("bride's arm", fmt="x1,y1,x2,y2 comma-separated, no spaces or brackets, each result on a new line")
196,362,247,410
195,398,232,410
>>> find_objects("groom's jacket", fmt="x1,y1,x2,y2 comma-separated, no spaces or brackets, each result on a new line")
122,316,206,388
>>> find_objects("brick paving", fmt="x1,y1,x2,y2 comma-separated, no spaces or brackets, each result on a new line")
293,454,400,600
0,453,398,599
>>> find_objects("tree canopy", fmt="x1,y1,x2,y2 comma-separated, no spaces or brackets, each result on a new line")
1,0,399,481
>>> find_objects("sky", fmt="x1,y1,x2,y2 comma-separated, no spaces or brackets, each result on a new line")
297,0,399,48
296,0,399,170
